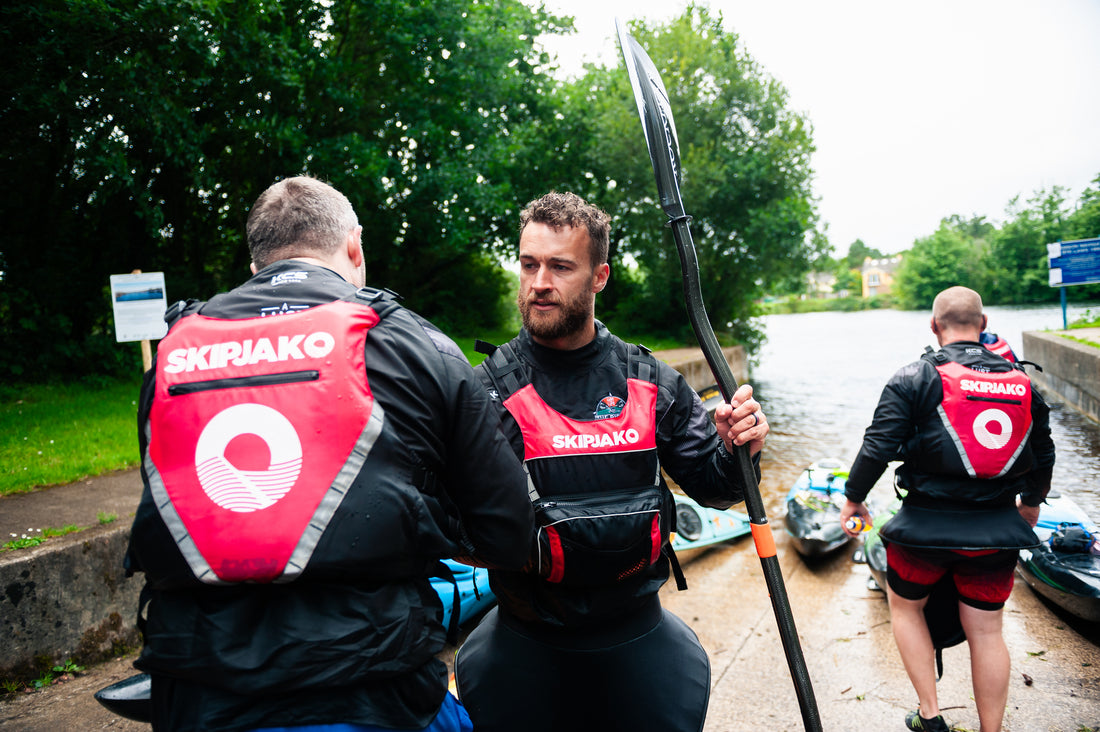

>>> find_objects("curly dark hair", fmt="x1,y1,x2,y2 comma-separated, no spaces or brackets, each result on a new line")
519,191,610,268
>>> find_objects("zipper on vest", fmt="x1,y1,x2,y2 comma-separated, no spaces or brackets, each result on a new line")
167,370,320,396
964,394,1022,406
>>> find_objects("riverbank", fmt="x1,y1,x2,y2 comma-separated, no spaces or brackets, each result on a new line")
1023,327,1100,424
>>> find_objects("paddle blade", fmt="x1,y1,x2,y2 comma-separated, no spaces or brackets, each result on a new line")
616,19,684,217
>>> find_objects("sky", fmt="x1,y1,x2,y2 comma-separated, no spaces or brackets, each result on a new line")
536,0,1100,256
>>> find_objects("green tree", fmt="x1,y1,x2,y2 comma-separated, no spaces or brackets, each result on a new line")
985,188,1069,304
833,267,862,295
0,0,571,380
554,5,818,349
893,222,986,309
845,239,884,271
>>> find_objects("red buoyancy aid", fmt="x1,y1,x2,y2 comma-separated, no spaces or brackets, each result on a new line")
935,361,1033,479
982,334,1018,363
146,300,383,584
496,365,670,587
503,379,659,461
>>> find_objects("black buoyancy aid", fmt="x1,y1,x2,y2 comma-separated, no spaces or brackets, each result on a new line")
479,341,683,589
928,356,1033,479
142,288,404,585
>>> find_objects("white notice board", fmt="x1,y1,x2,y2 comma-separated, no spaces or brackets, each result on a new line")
110,272,168,342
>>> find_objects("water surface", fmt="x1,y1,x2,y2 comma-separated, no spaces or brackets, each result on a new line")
751,303,1100,520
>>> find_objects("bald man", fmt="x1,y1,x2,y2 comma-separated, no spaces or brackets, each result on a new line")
840,286,1055,732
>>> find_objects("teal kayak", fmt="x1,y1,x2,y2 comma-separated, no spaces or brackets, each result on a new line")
784,458,852,558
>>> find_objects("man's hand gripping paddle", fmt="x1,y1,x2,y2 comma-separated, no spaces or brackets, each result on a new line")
616,20,822,731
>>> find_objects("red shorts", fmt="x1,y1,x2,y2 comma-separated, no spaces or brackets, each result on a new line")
886,543,1017,610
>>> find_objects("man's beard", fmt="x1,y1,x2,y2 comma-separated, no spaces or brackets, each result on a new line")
517,290,592,343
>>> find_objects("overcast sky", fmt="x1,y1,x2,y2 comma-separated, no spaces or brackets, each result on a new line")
537,0,1100,256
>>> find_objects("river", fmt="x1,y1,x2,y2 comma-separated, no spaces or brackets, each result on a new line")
750,303,1100,520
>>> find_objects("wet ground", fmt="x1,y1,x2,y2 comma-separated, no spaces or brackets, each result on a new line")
3,521,1098,731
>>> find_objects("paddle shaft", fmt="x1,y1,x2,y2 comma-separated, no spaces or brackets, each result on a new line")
614,21,821,727
669,214,822,732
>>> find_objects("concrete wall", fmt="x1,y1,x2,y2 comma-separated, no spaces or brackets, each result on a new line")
661,346,748,392
1022,331,1100,423
1,524,142,680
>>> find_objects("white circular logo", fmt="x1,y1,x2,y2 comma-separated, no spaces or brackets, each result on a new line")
194,403,303,512
973,408,1012,450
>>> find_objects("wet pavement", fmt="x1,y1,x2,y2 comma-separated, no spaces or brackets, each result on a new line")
668,531,1100,731
3,519,1098,731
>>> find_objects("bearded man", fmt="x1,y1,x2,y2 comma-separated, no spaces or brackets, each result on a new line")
454,191,768,732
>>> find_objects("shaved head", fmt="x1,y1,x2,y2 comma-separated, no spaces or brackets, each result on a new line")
931,286,986,343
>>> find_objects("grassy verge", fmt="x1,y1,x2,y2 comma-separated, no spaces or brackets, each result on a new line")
1,377,144,497
1062,309,1100,348
1068,309,1100,330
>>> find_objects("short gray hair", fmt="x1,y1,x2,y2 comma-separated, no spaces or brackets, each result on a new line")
246,176,359,270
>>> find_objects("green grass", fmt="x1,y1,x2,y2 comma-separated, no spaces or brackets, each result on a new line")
0,377,143,496
1,524,82,552
0,328,699,496
1068,309,1100,329
1060,334,1100,349
1062,309,1100,349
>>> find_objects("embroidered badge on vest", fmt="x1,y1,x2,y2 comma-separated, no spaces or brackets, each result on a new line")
593,393,626,419
146,300,384,584
935,361,1033,479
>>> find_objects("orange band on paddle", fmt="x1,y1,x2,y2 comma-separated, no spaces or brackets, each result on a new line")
750,522,777,558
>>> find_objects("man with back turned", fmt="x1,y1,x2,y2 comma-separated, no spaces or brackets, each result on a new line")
126,175,534,731
841,286,1055,732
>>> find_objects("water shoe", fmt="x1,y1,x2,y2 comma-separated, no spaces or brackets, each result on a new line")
905,710,950,731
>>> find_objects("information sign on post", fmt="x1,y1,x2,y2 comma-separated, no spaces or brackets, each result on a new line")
110,272,168,342
1047,237,1100,329
110,271,168,372
1048,237,1100,287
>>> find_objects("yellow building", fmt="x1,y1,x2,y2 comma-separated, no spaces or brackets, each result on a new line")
861,255,902,297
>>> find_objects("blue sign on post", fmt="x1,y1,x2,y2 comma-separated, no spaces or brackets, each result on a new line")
1048,237,1100,287
1047,236,1100,329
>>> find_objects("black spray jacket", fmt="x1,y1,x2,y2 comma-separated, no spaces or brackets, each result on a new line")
126,261,533,731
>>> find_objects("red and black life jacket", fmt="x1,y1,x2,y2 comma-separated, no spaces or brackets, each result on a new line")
142,288,403,585
980,333,1018,363
478,341,683,589
931,359,1033,479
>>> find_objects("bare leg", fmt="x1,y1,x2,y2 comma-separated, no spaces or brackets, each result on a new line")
887,587,939,719
959,602,1008,732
